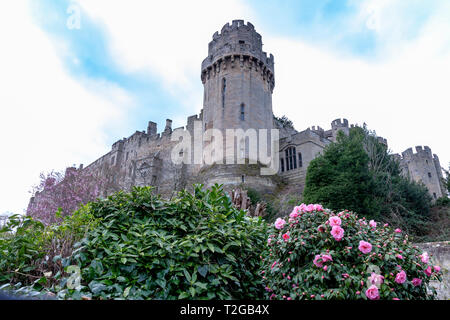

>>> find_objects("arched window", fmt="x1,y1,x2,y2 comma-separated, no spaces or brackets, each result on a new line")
284,147,297,171
240,103,245,121
222,78,226,108
298,152,303,167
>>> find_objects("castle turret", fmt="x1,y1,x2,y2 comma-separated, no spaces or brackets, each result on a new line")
399,145,445,201
198,20,278,192
201,20,275,160
330,118,349,141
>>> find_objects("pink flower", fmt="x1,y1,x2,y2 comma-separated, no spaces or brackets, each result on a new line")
330,226,344,241
412,278,422,287
420,252,429,264
274,218,286,230
305,204,315,212
313,255,323,268
282,233,290,241
396,254,403,260
368,272,384,287
365,285,380,300
328,216,342,227
424,266,432,276
267,238,272,245
317,225,325,232
358,240,372,254
322,254,333,262
395,228,402,233
369,220,377,228
271,261,277,269
395,270,407,284
393,298,400,300
323,265,328,271
289,206,301,218
313,204,324,211
434,266,441,273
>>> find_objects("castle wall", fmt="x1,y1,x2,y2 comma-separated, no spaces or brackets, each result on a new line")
399,146,445,200
278,129,331,193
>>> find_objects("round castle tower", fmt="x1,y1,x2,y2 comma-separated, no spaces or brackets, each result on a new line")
201,19,275,139
198,20,278,192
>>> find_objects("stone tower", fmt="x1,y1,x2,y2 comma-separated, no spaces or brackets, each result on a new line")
201,20,275,163
400,146,446,200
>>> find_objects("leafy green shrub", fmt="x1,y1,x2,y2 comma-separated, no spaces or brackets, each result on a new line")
55,185,267,300
435,197,450,207
0,206,98,290
261,204,442,300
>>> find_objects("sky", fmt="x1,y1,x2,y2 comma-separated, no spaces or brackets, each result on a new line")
0,0,449,215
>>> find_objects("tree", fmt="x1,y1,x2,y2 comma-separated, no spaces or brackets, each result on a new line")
27,166,112,225
303,127,374,216
303,125,432,237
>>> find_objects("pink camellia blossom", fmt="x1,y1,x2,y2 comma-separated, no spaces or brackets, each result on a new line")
412,278,422,287
322,254,333,262
365,285,380,300
328,216,342,227
317,225,326,233
420,252,429,264
395,228,402,233
313,204,324,211
395,270,407,284
290,206,301,218
323,266,328,271
393,298,400,300
369,220,377,228
424,266,432,276
396,254,403,260
368,273,384,287
298,203,307,211
267,238,272,245
331,226,344,241
305,204,315,212
358,241,372,254
342,273,350,279
434,266,441,273
274,218,286,230
313,255,323,268
282,233,290,241
271,261,277,269
384,223,389,227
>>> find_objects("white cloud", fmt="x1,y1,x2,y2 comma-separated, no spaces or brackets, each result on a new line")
0,1,133,214
78,0,257,128
266,1,450,168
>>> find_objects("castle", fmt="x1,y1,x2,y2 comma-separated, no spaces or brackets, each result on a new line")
29,20,446,209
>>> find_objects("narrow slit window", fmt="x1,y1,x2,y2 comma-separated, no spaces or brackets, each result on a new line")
298,152,303,167
222,78,226,108
240,104,245,121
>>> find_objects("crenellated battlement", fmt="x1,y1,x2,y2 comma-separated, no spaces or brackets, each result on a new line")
331,118,349,129
401,146,433,159
201,20,275,91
